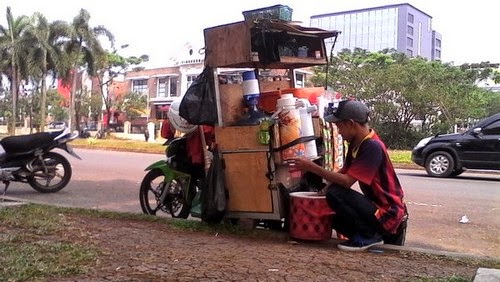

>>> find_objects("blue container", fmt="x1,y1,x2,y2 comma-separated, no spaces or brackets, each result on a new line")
242,70,256,81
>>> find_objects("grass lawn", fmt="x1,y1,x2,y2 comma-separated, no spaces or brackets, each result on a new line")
71,137,416,167
71,137,166,154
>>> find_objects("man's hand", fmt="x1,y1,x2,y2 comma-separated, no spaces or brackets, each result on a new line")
317,186,328,196
287,157,318,172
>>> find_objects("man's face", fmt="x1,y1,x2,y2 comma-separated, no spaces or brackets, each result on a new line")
334,119,355,143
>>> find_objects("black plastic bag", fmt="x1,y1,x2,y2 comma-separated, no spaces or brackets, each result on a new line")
179,66,217,125
201,148,228,224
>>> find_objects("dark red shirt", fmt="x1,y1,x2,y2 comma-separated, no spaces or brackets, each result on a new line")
161,120,214,165
340,130,406,234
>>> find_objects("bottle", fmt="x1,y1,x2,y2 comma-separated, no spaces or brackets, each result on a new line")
258,119,272,145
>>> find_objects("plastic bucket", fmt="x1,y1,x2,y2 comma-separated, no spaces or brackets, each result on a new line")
289,192,334,241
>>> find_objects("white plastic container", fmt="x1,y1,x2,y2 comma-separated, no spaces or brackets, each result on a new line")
315,95,327,119
242,70,260,97
275,94,305,160
298,98,318,158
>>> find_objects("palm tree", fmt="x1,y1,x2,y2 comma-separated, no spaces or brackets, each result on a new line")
0,7,30,135
24,13,68,131
63,9,114,132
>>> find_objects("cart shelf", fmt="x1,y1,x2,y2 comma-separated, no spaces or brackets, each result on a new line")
204,21,340,69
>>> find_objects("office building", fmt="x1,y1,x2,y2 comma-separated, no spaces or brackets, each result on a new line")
310,3,442,60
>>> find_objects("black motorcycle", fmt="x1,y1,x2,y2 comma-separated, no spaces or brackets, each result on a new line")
0,126,81,194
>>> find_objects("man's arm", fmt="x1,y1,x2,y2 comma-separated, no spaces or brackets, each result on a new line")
289,157,357,189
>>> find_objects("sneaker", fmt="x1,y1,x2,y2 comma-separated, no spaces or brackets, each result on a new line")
337,233,384,252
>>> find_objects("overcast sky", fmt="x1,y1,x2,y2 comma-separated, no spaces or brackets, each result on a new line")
1,0,498,68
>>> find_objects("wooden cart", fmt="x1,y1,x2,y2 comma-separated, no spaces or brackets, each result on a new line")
203,20,340,222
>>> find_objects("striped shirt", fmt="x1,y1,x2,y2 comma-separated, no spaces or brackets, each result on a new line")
340,130,406,234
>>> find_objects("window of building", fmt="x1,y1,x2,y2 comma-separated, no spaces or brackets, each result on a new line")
187,75,198,88
435,49,441,59
132,79,148,94
157,76,179,98
408,13,414,23
436,38,441,48
406,49,413,57
407,37,413,47
407,25,414,35
155,105,168,120
169,77,178,97
157,78,166,97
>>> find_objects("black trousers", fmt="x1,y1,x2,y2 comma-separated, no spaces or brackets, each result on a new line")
325,184,383,239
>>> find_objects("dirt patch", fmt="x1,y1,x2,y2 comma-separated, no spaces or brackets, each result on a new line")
46,213,498,281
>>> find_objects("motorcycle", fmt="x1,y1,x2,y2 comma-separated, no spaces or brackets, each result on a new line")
139,136,203,218
0,126,81,194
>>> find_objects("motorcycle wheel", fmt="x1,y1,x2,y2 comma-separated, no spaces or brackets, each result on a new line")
27,152,72,193
139,168,194,218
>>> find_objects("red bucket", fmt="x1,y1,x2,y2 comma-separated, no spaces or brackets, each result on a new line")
289,192,334,241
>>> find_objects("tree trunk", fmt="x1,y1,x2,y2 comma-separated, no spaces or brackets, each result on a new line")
39,72,47,132
75,93,81,133
39,51,48,132
68,66,78,132
10,58,17,136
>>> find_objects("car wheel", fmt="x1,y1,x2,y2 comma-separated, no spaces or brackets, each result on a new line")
425,151,455,178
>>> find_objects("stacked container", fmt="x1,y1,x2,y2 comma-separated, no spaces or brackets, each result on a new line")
275,94,305,160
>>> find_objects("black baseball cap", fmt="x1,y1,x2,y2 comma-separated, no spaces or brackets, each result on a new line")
324,100,370,123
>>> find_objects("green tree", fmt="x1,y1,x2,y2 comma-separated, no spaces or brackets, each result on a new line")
62,8,114,133
485,92,500,116
94,49,148,136
117,91,148,120
46,88,68,122
312,49,495,148
0,7,30,135
24,12,68,131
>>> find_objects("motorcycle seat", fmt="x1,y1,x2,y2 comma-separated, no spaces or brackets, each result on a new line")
0,132,54,154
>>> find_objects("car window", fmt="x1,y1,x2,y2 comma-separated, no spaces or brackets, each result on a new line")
481,120,500,135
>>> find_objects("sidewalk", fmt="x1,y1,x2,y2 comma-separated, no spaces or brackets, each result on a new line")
1,196,499,281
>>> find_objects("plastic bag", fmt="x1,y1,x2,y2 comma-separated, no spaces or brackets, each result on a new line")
201,148,228,224
179,66,217,125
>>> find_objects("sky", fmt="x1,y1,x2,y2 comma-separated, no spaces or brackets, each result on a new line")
1,0,498,68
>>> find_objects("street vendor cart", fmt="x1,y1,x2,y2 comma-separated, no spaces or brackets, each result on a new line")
202,8,342,227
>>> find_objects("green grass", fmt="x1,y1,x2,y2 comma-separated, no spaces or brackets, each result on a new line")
0,203,270,281
71,137,415,165
71,136,166,154
0,204,98,281
1,204,498,281
388,150,413,164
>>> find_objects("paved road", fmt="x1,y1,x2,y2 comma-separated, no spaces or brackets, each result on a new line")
2,148,499,258
2,148,157,213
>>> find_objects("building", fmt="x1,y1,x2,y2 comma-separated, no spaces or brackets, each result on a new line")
310,3,442,61
124,51,205,122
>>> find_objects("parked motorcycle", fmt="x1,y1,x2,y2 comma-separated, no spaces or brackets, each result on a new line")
139,136,203,218
0,126,81,194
